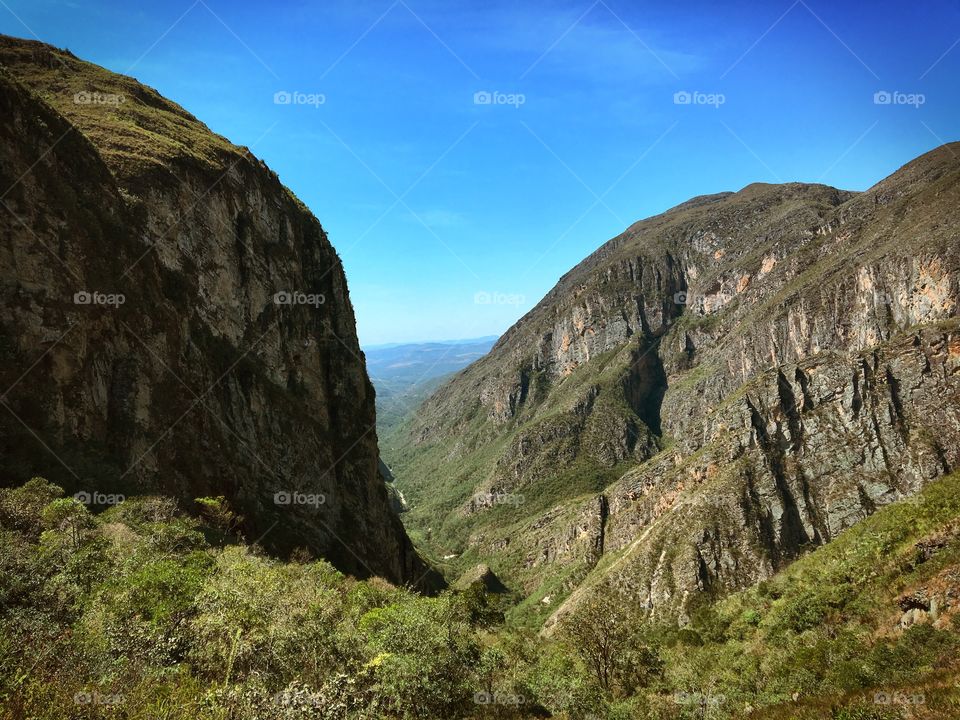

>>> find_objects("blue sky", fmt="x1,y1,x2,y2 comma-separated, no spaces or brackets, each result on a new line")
3,0,958,344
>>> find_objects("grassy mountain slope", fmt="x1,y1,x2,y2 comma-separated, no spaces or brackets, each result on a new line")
597,468,960,719
390,143,960,618
3,471,960,719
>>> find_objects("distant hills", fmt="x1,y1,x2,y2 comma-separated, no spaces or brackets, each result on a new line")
365,337,497,435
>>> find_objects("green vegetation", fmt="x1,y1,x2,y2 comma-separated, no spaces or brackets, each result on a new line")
3,472,960,718
375,372,451,438
0,39,239,183
381,339,658,597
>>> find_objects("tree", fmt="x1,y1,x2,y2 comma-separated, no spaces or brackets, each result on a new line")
40,497,94,551
0,476,64,536
560,583,662,697
359,594,481,718
194,496,243,539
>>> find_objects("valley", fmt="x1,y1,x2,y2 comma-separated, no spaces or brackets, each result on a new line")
1,25,960,720
365,336,496,437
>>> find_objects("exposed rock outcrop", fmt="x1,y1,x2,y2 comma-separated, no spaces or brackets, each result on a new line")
391,143,960,620
0,36,438,588
454,564,509,594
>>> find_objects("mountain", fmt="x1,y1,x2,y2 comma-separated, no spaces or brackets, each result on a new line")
389,144,960,623
365,336,497,436
365,337,498,385
0,35,437,588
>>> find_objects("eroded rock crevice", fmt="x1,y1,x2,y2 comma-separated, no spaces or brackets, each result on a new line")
622,339,668,437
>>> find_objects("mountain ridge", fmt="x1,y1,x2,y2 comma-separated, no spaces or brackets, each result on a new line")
0,34,438,589
387,141,960,624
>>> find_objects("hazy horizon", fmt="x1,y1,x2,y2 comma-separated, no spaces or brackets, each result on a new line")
363,334,500,350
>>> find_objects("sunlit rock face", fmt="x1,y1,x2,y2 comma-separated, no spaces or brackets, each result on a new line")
394,139,960,624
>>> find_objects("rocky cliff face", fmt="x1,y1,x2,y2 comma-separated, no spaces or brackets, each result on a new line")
0,36,437,588
389,143,960,623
